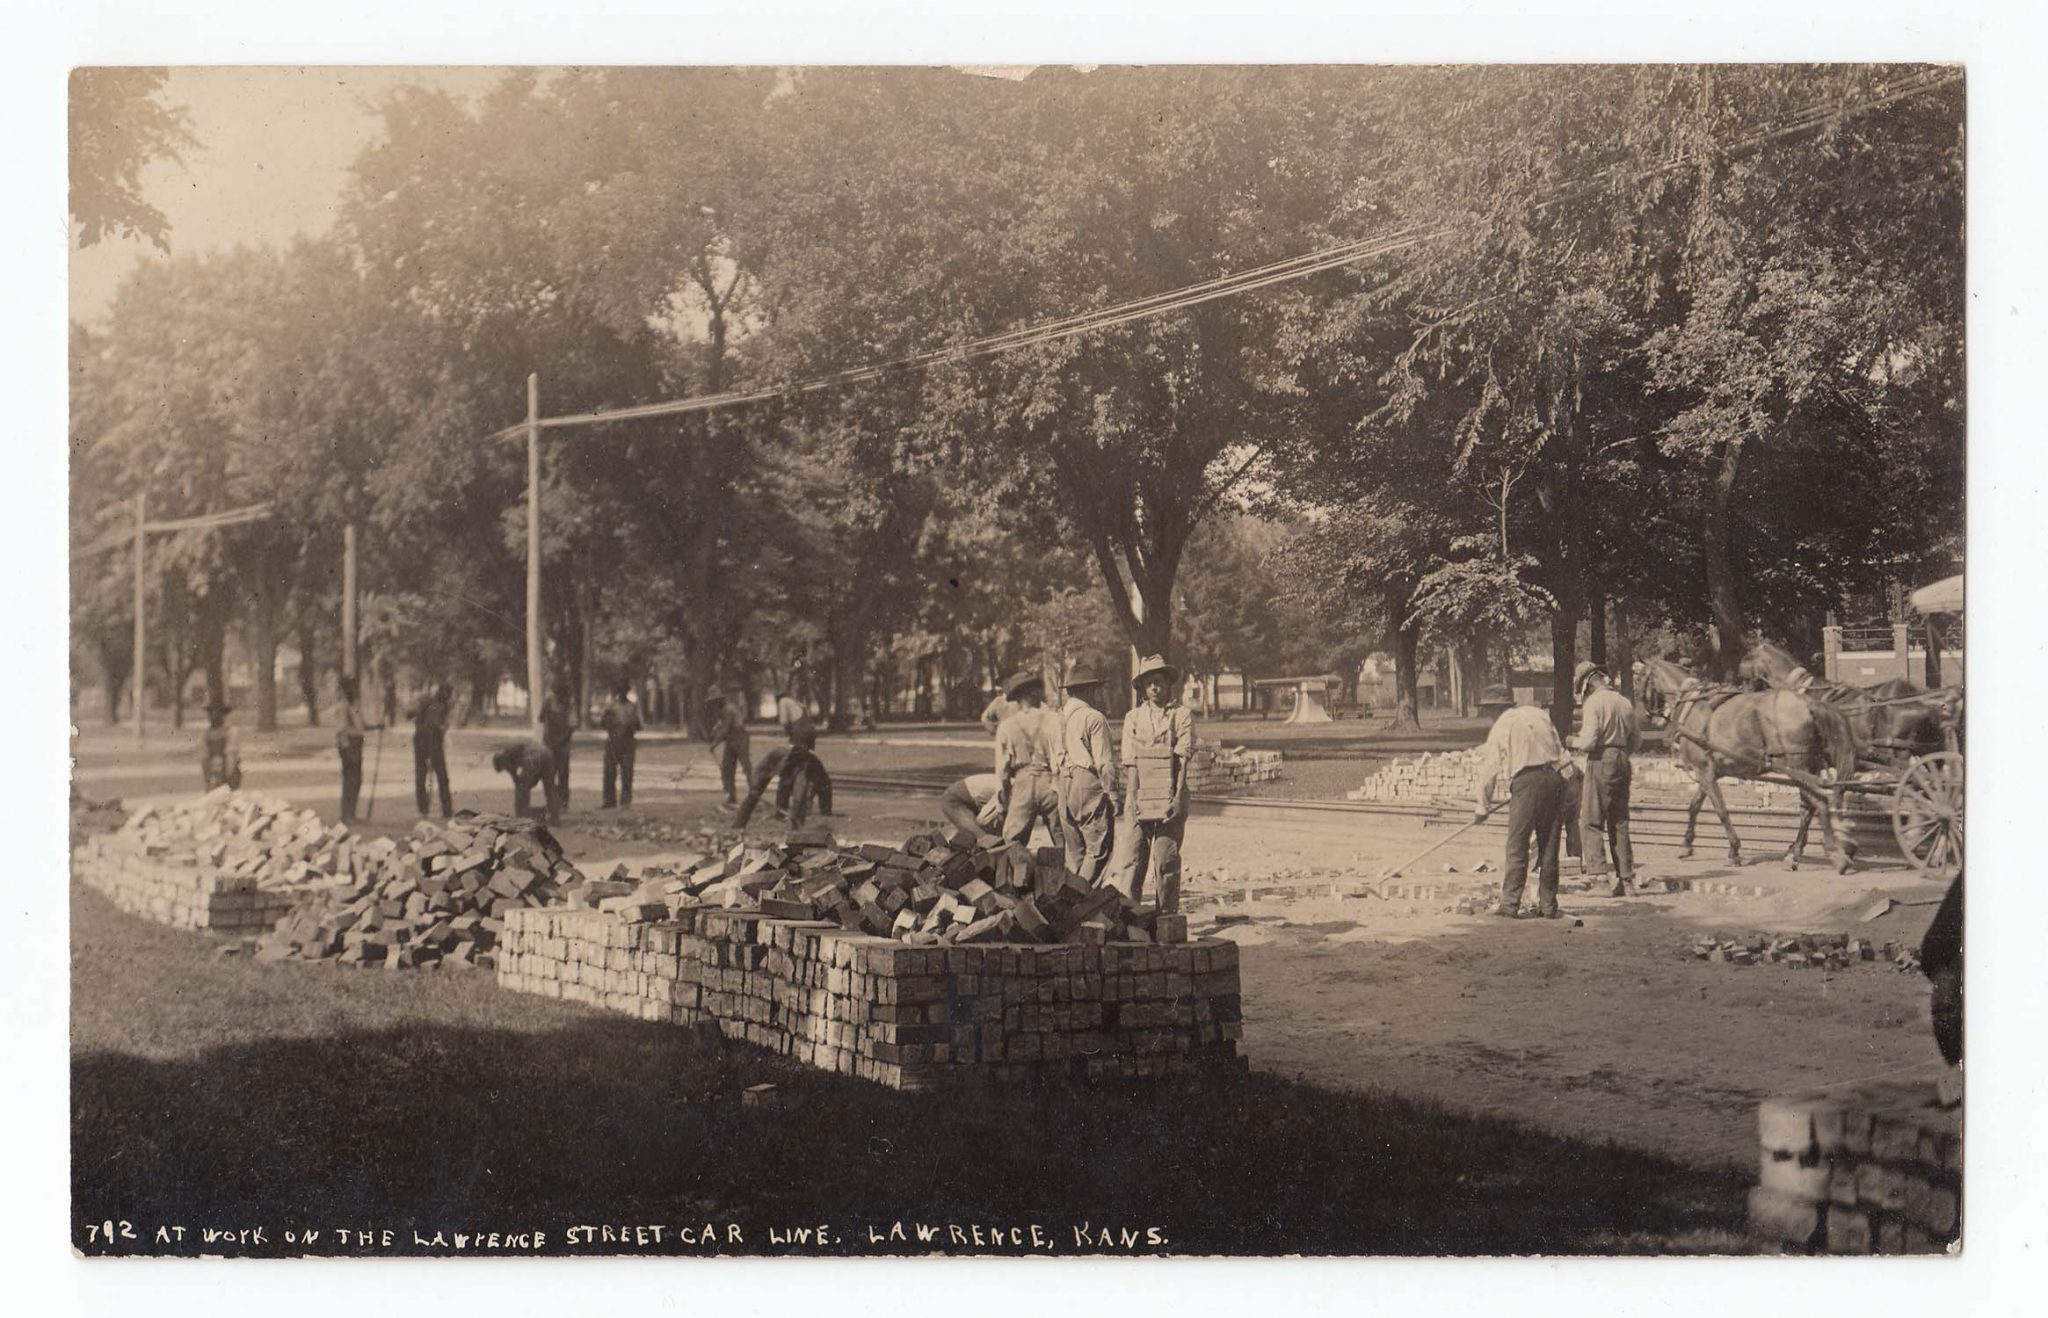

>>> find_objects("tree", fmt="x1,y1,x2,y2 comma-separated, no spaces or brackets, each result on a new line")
69,68,193,250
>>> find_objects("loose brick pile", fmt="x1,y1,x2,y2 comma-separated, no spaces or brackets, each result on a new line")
1346,748,1798,809
72,790,352,933
497,905,1243,1089
1748,1078,1961,1254
1183,745,1283,792
616,827,1191,947
1686,932,1924,972
253,813,586,970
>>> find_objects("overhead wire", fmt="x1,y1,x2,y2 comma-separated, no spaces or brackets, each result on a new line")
477,66,1952,438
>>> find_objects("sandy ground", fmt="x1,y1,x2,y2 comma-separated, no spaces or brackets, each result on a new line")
71,718,1954,1175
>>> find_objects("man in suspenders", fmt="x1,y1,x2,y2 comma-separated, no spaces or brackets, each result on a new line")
993,671,1063,848
1056,667,1118,885
1118,654,1194,913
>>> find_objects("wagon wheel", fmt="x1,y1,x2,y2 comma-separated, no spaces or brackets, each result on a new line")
1891,752,1963,878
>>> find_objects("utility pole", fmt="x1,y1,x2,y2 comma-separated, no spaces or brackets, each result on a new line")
132,491,146,744
526,372,543,734
341,520,358,681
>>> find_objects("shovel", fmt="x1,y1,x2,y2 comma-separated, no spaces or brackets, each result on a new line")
1379,802,1501,879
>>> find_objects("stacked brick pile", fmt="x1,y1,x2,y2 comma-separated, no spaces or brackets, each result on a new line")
625,827,1191,946
1748,1079,1961,1254
1183,745,1283,792
497,904,1243,1089
72,790,354,933
1686,932,1924,972
253,814,586,970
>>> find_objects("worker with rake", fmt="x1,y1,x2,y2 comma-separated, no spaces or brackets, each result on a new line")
1472,691,1577,919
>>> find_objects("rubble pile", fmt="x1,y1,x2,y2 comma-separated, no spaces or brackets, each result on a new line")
1685,932,1923,972
1749,1080,1960,1254
583,825,1189,948
73,789,348,932
254,813,587,970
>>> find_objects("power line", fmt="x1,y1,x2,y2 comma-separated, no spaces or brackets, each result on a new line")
73,501,275,558
493,67,1960,439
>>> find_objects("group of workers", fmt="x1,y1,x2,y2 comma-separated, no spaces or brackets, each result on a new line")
944,653,1194,915
1472,659,1639,919
222,651,1625,926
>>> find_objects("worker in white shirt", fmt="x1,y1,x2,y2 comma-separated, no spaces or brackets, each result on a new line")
1472,693,1578,919
1056,666,1118,885
939,772,1005,841
993,671,1064,848
1118,654,1195,914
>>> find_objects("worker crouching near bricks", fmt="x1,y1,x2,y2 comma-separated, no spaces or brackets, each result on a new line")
1472,691,1578,919
492,740,562,824
1117,654,1193,914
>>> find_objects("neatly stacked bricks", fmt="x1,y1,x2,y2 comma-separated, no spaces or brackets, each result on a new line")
73,832,305,932
1747,1079,1961,1254
497,906,1244,1090
1184,746,1283,792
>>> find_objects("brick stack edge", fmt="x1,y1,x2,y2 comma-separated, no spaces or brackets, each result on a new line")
498,907,1246,1090
1747,1079,1961,1255
74,832,302,932
1183,746,1283,793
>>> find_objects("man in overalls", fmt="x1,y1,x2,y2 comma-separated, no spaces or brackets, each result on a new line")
539,683,577,813
1056,667,1118,885
1118,654,1194,913
199,701,242,791
939,772,1005,841
994,671,1063,848
707,683,751,807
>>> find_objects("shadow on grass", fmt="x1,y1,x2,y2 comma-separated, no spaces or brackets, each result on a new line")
74,1010,1752,1258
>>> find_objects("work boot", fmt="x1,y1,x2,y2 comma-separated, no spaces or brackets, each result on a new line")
1610,878,1635,898
1491,904,1520,918
1534,905,1564,919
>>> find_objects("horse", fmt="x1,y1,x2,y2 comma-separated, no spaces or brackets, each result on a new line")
1639,657,1863,872
1739,639,1959,762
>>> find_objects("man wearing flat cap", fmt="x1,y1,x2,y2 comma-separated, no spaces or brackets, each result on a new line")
1118,654,1195,913
993,670,1063,848
1568,659,1640,896
1056,666,1118,885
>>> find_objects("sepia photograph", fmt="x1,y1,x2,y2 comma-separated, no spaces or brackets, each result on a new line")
57,50,1985,1270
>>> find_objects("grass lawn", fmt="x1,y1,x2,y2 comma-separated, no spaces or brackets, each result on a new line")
72,878,1755,1258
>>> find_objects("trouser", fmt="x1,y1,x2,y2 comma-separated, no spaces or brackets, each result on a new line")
1117,812,1186,914
339,744,363,822
1061,768,1116,885
774,740,830,815
511,773,562,824
736,748,831,828
546,737,572,810
1500,765,1566,914
603,737,636,807
1000,767,1061,848
1560,768,1583,860
715,738,750,803
414,739,452,817
1581,749,1635,879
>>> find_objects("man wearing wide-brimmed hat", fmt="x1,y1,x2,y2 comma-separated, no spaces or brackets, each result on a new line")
993,669,1063,847
335,676,381,823
1118,654,1195,913
199,700,242,792
1568,659,1640,896
707,681,752,807
1056,666,1118,884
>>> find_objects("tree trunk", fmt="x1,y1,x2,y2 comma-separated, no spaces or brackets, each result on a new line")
1702,436,1749,681
1550,607,1578,741
97,635,129,726
1588,590,1607,667
249,586,281,733
1613,599,1635,700
1386,584,1421,730
297,616,321,727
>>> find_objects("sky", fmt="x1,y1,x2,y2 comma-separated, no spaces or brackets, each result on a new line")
68,66,509,325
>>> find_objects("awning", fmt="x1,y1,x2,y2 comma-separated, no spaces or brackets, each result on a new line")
1909,574,1964,614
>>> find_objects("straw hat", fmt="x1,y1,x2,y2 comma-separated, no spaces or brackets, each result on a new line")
1130,654,1179,691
